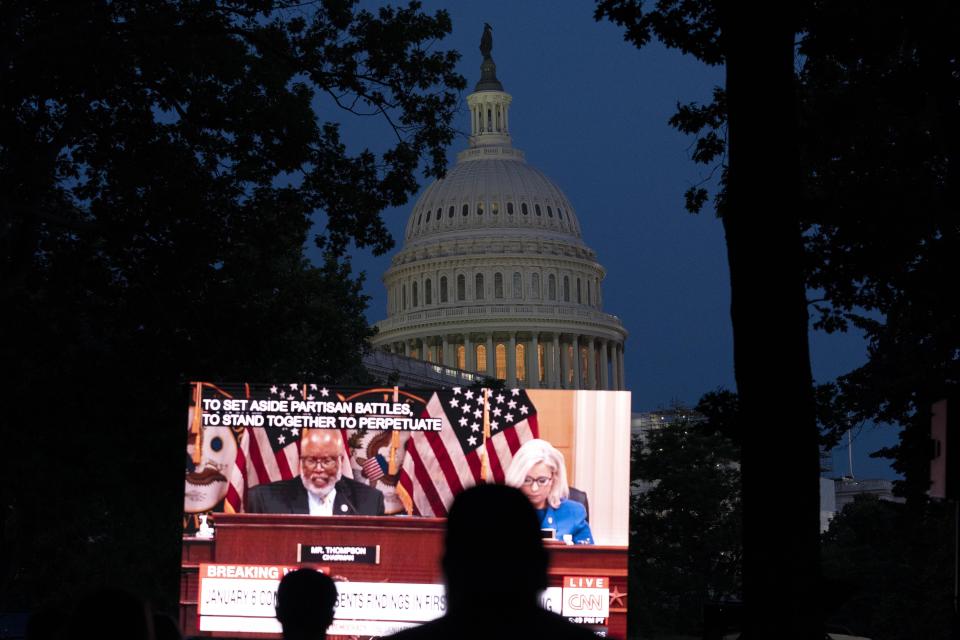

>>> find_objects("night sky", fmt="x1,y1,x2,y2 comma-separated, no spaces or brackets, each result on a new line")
314,1,899,479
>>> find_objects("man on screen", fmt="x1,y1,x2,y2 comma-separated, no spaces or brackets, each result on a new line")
246,430,385,515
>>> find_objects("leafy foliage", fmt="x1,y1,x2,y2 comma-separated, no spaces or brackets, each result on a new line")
821,496,953,640
598,2,822,636
598,0,960,500
796,1,960,497
630,401,741,636
0,0,464,610
596,1,727,216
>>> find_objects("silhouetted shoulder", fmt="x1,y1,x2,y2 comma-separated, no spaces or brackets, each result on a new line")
385,609,598,640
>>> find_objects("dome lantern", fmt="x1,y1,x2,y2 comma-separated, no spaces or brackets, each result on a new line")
467,23,512,149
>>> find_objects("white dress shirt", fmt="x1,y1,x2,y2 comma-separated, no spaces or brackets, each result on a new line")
307,488,337,516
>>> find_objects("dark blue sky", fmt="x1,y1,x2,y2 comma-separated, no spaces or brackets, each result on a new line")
321,1,899,479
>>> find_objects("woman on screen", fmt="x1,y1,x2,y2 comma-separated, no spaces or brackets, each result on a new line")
505,439,593,545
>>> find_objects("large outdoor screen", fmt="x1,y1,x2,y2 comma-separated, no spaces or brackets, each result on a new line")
183,382,630,637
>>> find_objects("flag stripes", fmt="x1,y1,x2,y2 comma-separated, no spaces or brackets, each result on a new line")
397,387,538,516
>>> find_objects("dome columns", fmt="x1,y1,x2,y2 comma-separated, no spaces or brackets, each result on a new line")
528,333,540,389
464,334,474,371
467,90,513,148
572,335,582,389
379,331,625,390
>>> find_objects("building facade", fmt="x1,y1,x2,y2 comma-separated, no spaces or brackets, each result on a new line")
371,47,627,390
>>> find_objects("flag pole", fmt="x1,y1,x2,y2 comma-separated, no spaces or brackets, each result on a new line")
389,386,401,474
192,382,203,466
480,388,491,482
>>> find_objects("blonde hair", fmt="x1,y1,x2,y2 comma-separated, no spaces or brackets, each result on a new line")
505,439,570,509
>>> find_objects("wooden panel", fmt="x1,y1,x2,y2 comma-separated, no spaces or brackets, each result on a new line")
527,389,577,482
180,514,627,639
213,514,446,583
182,537,214,563
181,569,199,602
180,603,199,637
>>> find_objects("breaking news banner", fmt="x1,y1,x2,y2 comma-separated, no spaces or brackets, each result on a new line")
198,563,447,635
197,564,609,637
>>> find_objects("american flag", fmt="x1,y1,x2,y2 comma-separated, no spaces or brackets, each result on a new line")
362,454,388,482
397,387,539,516
224,383,351,513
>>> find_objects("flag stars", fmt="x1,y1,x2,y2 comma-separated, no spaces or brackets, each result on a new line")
492,407,502,417
511,389,520,396
471,423,480,432
467,435,477,446
449,398,460,408
307,395,315,401
320,387,330,397
505,412,514,423
473,408,482,419
465,390,474,400
291,428,299,436
462,404,472,415
519,405,529,415
310,384,317,390
277,434,286,444
459,417,469,427
289,383,298,390
495,393,505,404
453,387,462,395
270,385,278,394
490,421,500,431
507,399,517,409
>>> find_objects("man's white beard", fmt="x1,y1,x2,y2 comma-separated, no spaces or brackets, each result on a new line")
301,468,342,498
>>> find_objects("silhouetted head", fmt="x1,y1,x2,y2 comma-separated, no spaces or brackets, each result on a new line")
442,484,548,614
275,568,337,640
153,612,182,640
26,607,66,640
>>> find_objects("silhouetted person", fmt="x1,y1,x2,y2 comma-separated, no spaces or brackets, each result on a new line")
275,568,338,640
25,607,66,640
385,484,597,640
153,612,182,640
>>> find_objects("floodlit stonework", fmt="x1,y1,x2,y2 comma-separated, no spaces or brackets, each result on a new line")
371,49,626,390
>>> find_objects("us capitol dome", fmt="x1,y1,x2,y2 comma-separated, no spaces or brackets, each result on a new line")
370,36,626,390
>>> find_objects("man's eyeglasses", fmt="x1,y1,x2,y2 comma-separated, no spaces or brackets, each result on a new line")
522,475,553,489
302,456,339,470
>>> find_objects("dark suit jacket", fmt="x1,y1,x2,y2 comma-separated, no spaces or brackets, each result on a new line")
245,476,385,516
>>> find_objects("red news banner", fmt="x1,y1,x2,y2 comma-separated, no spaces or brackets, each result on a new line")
197,563,612,636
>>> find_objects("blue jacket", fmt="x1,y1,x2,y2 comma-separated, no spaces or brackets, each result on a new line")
538,499,593,544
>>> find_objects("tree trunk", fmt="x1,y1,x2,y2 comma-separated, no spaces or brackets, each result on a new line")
721,4,823,638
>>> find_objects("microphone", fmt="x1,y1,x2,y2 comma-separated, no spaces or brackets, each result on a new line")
338,491,360,515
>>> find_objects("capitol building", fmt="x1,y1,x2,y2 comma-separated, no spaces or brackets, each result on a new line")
370,44,626,390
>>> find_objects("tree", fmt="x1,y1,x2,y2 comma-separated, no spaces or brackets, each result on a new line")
599,0,960,634
596,2,822,636
630,397,741,637
0,0,464,610
599,1,960,503
821,496,953,640
796,1,960,503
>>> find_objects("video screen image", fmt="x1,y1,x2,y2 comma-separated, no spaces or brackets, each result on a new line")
183,382,630,637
